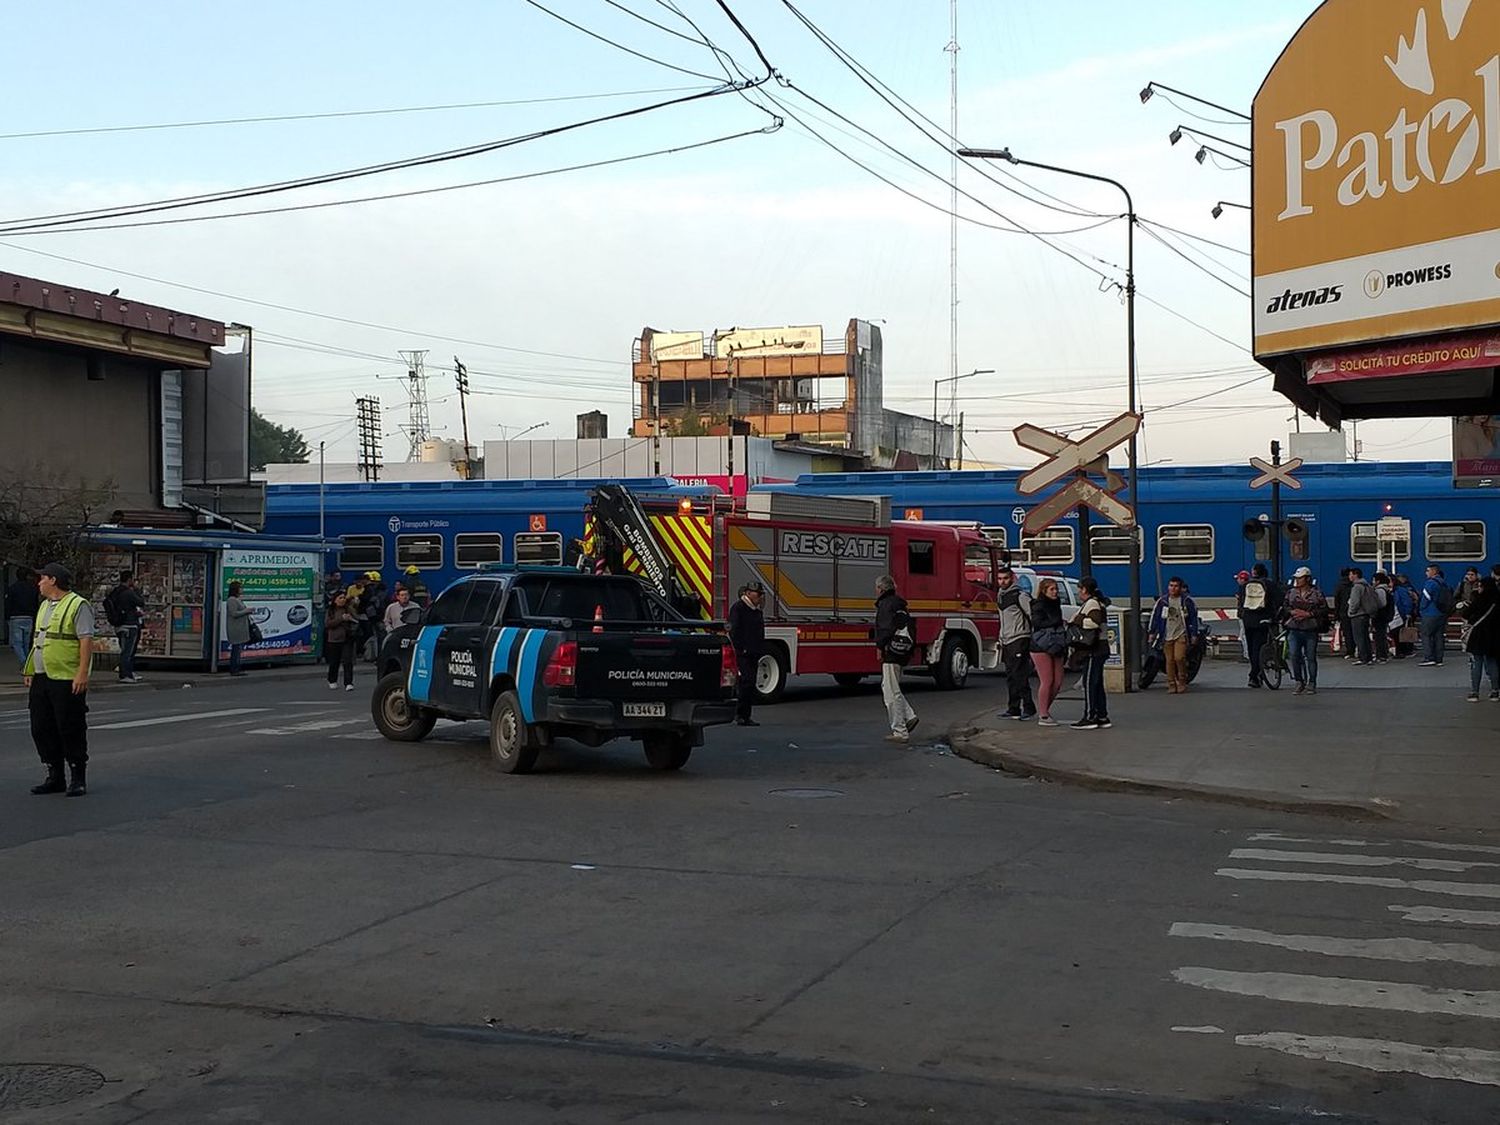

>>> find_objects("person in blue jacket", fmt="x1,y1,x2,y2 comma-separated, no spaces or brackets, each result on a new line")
1148,575,1201,693
1390,574,1417,659
1418,563,1451,666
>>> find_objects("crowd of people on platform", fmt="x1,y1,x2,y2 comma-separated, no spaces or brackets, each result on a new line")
312,566,429,691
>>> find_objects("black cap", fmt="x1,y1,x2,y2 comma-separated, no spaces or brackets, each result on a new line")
39,562,73,587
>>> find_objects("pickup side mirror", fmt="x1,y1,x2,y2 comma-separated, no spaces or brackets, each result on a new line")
401,605,425,626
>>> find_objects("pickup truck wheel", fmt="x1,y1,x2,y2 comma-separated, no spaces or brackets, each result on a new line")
489,690,539,774
832,673,865,689
933,635,972,690
754,646,789,704
643,733,692,771
371,672,436,742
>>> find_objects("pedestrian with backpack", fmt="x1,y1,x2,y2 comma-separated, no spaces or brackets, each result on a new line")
1419,563,1452,666
1239,564,1281,687
996,567,1036,720
1346,568,1378,665
103,570,147,683
873,575,919,742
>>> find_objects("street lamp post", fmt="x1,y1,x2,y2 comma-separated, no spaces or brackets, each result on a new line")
932,368,993,469
958,146,1142,690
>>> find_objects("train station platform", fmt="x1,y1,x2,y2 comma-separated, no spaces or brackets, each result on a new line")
952,656,1500,832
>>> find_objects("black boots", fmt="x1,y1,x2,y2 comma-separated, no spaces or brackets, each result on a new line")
30,766,65,795
66,765,86,798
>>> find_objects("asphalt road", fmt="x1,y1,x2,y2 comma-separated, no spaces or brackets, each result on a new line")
2,669,1498,1123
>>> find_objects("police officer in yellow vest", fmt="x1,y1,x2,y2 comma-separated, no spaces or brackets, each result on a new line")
23,562,94,797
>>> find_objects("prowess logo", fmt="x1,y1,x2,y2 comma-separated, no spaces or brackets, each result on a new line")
1265,284,1344,314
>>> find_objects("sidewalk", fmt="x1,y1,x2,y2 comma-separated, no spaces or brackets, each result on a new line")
0,647,329,699
950,655,1500,832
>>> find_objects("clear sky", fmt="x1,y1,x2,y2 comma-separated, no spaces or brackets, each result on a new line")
4,0,1438,468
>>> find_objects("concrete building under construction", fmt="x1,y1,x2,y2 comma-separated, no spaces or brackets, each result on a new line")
630,319,951,470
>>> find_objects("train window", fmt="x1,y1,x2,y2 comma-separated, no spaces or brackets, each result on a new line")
908,539,936,576
1426,521,1485,561
1351,522,1410,562
1021,527,1075,565
338,534,383,570
1158,524,1214,563
514,531,563,566
979,526,1008,549
1087,526,1143,564
455,532,503,569
395,533,443,570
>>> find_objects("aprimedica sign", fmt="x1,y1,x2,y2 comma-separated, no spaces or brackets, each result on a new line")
1253,0,1500,357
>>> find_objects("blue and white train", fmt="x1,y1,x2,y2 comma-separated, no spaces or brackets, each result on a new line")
262,462,1497,609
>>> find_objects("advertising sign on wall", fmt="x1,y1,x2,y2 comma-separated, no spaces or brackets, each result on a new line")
219,549,318,660
1253,0,1500,357
1454,414,1500,487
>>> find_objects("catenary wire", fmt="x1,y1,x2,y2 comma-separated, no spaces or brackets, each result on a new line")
0,86,716,142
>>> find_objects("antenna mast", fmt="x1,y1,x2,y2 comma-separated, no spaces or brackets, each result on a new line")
399,349,431,461
945,0,960,464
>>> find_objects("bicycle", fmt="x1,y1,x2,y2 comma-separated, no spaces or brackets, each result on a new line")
1258,626,1290,691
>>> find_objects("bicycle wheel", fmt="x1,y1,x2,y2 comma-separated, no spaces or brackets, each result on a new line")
1259,639,1284,690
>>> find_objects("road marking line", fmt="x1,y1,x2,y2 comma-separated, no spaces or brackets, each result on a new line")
1230,847,1496,874
1169,922,1500,967
94,708,267,730
1249,832,1500,857
1217,867,1500,900
1173,967,1500,1019
1170,1025,1225,1035
1236,1032,1500,1087
247,718,362,736
331,731,384,741
1388,905,1500,927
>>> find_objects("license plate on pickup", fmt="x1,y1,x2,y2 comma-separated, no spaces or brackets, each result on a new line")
621,702,667,718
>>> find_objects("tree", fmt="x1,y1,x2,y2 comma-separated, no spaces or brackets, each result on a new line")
250,408,310,471
0,462,117,596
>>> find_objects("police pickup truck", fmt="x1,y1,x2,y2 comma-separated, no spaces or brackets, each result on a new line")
370,567,737,773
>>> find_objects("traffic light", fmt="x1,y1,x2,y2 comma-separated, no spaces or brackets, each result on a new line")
1285,517,1310,561
1242,518,1266,542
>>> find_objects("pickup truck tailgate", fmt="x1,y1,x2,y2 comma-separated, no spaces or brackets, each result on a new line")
575,634,726,700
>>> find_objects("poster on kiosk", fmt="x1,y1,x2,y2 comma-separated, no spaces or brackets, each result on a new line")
218,549,319,662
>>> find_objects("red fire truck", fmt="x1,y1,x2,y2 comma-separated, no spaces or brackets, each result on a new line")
587,486,1003,701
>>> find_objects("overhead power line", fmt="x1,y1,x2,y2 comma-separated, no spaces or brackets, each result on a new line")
0,83,751,234
520,0,727,81
0,86,715,142
0,125,778,236
1139,223,1250,298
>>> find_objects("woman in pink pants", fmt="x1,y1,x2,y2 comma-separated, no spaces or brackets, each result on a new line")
1029,578,1069,727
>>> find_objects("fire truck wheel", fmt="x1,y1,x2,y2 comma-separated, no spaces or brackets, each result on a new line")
754,646,789,703
832,673,866,689
933,635,973,690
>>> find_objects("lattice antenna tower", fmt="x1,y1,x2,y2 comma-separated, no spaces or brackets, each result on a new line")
399,349,431,460
356,396,383,482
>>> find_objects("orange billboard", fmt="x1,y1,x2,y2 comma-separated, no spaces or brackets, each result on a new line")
1253,0,1500,357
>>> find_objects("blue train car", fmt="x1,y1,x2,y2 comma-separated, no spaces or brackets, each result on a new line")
263,477,715,591
764,461,1498,609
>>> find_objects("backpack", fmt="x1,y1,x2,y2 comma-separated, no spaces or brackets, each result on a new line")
883,608,915,664
1436,582,1456,615
102,587,126,628
1242,579,1267,612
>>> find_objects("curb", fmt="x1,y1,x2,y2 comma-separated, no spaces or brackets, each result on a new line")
947,722,1398,822
0,665,329,700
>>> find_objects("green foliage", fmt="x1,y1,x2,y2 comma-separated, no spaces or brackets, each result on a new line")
250,408,310,471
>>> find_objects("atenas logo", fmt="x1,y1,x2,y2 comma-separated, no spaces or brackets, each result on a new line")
1364,262,1455,298
1265,284,1344,315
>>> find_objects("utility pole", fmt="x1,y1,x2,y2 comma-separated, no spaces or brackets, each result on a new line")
957,411,965,470
726,347,736,490
453,356,473,480
399,349,430,461
356,396,382,482
651,352,662,476
318,441,326,542
945,0,960,436
1270,439,1283,589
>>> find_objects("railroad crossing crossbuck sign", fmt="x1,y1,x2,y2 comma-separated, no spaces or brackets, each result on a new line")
1248,456,1304,490
1013,413,1140,535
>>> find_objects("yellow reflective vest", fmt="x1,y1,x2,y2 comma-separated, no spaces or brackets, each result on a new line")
23,591,87,680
